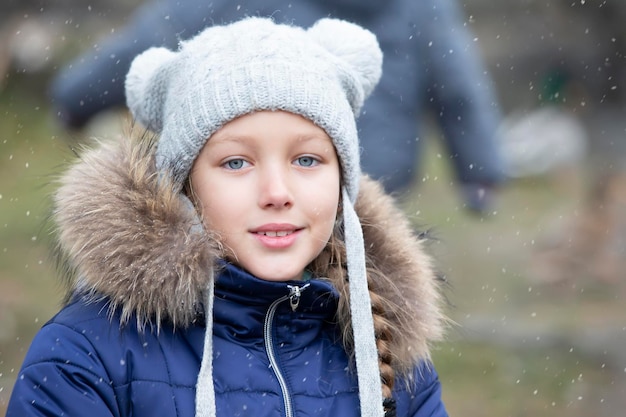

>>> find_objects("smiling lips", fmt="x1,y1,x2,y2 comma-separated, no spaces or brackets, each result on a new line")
251,224,302,248
256,230,293,237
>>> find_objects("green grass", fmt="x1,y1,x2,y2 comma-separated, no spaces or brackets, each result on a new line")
435,341,615,416
0,79,68,410
411,138,626,416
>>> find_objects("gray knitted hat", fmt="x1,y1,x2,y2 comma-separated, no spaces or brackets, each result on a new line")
125,17,383,417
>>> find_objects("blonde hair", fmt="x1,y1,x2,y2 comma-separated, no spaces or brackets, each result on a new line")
308,218,397,407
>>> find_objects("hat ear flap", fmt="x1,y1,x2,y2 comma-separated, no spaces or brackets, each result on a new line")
125,47,178,132
307,18,383,111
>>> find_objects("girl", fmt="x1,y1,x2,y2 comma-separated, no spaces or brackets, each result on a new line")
7,17,448,417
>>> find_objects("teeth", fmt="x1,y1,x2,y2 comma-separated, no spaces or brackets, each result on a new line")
259,231,292,237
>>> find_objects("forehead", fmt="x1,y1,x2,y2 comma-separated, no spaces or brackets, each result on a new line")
209,110,334,144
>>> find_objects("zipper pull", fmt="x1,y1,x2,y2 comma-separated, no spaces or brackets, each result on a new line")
287,283,310,312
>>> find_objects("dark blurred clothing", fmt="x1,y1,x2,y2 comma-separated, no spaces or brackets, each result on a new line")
50,0,505,206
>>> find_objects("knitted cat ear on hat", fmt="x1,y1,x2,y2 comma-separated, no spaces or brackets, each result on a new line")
125,17,384,417
307,18,381,113
125,47,177,133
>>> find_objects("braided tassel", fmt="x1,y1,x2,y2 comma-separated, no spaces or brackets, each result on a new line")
383,397,397,417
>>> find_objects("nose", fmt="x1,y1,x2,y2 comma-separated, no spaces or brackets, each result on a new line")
257,165,294,209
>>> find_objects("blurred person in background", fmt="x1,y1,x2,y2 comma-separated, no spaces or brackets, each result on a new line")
49,0,506,215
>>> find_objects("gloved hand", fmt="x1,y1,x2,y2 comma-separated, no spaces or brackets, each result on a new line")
460,182,497,217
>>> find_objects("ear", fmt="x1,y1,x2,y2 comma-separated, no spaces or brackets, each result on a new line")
125,47,178,132
307,18,383,108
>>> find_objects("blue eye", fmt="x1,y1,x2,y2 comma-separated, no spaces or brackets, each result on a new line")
295,156,318,167
225,159,247,170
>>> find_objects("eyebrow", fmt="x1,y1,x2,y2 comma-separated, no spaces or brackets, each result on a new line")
207,134,249,145
209,133,331,145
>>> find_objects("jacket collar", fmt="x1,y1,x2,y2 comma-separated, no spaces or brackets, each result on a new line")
213,262,338,342
215,262,337,310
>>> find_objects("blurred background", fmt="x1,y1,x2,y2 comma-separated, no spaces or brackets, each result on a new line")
1,0,626,416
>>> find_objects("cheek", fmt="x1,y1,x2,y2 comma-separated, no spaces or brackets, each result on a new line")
199,195,237,233
191,177,231,230
311,192,340,234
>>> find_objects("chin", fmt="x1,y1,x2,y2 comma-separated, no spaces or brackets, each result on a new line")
252,264,304,282
257,271,303,282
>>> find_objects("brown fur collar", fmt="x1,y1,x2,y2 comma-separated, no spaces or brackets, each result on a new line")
53,134,446,369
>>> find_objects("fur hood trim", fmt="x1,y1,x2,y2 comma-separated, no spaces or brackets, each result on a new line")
53,134,446,369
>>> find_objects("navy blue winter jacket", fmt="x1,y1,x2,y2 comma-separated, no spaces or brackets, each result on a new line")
7,264,445,416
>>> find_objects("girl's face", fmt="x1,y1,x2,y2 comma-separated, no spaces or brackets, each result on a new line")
190,110,341,281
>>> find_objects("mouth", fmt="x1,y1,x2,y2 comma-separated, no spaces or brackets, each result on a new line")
250,224,303,248
255,230,295,237
251,223,302,236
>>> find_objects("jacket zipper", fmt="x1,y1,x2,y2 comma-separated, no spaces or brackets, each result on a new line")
263,283,310,417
